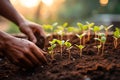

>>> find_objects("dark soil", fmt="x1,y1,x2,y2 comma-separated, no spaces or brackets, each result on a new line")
0,34,120,80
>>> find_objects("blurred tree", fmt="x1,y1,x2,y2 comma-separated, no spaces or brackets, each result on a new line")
56,0,120,25
57,0,99,24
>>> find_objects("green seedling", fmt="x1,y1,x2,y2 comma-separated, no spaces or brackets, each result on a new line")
94,33,106,56
76,32,86,45
54,26,64,40
77,22,88,33
94,45,102,54
75,44,85,57
62,22,68,34
63,22,68,28
77,22,88,45
67,27,79,33
64,40,72,59
67,27,79,40
104,25,113,37
92,26,101,44
43,22,58,39
86,22,95,41
43,24,53,33
48,40,57,60
113,28,120,48
49,39,57,45
56,40,65,56
93,26,100,38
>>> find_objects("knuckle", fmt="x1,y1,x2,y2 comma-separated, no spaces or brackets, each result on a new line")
29,42,35,48
23,47,30,53
18,54,25,60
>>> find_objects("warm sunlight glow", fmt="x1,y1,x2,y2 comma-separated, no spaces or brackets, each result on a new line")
42,0,54,6
20,0,40,8
100,0,109,6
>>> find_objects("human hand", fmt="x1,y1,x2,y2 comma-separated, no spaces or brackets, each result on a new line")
18,20,46,45
2,36,47,68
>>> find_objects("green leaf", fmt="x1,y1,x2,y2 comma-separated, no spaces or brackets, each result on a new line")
94,36,106,43
65,41,72,48
77,22,83,31
105,25,113,31
49,39,57,45
76,44,85,50
83,25,88,30
57,40,65,46
52,22,58,27
67,27,75,32
98,33,105,37
76,33,86,39
63,22,68,28
86,22,95,28
93,26,100,32
43,24,53,31
101,36,106,43
94,38,101,42
113,30,120,38
48,44,56,51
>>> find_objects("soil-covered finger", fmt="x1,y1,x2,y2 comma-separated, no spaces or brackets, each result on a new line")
31,46,48,64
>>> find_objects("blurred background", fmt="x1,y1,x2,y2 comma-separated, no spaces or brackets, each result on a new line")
0,0,120,33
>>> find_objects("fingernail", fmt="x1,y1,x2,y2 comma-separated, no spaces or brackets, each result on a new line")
33,39,37,43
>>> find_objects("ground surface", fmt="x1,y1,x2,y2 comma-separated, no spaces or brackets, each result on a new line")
0,34,120,80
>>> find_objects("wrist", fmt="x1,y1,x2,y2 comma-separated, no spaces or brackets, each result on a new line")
16,15,27,27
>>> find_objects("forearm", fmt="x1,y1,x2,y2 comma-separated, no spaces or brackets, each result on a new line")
0,0,25,26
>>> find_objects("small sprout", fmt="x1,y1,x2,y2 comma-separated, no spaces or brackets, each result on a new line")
98,33,105,37
52,22,58,27
94,45,102,54
43,23,58,39
56,40,65,46
77,23,88,45
63,22,68,28
56,40,65,56
92,26,101,44
86,22,95,41
104,25,113,37
48,42,57,60
94,36,106,43
64,40,72,59
43,24,53,33
93,26,100,32
77,22,88,33
94,33,106,56
64,41,72,49
113,27,120,48
75,44,85,57
55,26,64,40
67,27,77,32
49,39,57,45
76,32,86,45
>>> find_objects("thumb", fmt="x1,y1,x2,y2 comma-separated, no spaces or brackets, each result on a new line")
27,30,37,43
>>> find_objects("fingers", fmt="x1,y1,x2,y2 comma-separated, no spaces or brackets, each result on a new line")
11,49,34,68
26,29,37,43
15,47,42,68
24,50,41,66
31,45,47,64
31,24,46,39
